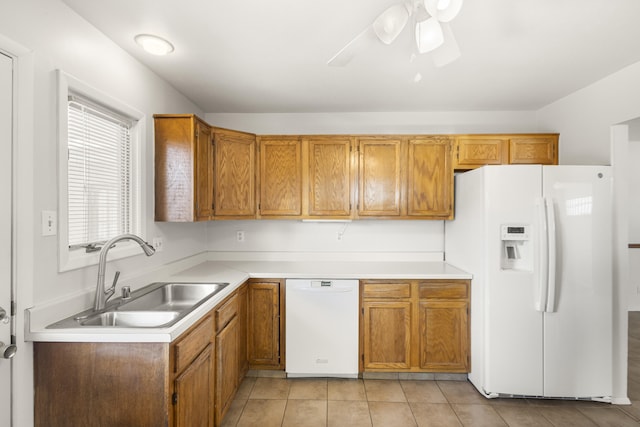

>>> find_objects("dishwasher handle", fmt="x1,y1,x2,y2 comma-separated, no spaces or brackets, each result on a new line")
290,286,354,294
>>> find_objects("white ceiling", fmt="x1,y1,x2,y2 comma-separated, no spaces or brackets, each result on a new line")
62,0,640,113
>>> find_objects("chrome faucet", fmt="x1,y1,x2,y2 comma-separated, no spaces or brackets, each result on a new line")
94,234,155,311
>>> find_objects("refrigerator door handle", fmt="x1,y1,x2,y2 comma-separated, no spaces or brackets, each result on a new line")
535,197,549,312
544,197,557,313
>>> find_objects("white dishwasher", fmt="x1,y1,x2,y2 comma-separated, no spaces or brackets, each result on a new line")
285,279,359,378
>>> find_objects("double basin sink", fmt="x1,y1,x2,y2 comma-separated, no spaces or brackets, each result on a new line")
47,282,229,329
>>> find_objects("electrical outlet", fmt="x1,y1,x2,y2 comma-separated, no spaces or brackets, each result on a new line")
337,231,344,241
41,210,57,236
236,230,245,242
152,237,164,252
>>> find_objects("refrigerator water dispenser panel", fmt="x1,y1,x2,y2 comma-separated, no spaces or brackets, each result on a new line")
501,224,532,271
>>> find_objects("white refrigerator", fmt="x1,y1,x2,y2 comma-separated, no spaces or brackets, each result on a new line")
445,165,612,400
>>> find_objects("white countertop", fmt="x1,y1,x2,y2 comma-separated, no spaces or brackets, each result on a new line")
27,258,471,343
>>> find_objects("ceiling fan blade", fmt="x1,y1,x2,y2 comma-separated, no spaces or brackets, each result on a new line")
372,3,411,45
327,27,376,67
431,22,460,67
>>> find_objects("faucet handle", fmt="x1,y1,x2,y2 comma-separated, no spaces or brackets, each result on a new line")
121,286,131,300
106,271,120,296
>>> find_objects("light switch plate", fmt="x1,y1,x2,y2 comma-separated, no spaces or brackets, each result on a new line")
41,210,57,236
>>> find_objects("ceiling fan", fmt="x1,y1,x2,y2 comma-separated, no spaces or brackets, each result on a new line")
328,0,463,68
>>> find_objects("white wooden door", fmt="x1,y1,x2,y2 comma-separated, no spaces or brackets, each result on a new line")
0,51,13,426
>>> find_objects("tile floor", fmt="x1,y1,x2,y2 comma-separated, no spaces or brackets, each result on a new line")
222,312,640,426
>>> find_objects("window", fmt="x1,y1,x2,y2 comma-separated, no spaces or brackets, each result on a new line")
67,93,134,249
58,71,144,271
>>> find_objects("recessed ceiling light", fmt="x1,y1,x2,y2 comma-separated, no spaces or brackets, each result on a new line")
134,34,174,56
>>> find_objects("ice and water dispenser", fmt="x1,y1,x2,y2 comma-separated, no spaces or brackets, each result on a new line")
500,224,532,271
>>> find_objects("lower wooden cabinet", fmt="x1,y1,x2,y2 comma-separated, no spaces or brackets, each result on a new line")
361,279,470,373
247,279,284,369
34,283,249,427
216,316,238,423
174,344,214,427
362,300,412,369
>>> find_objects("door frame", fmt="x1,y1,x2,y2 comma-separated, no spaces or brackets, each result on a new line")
0,33,35,427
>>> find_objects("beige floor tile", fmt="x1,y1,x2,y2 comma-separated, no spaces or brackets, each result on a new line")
410,402,462,427
369,401,417,427
328,400,372,427
365,379,407,402
452,404,507,427
401,380,448,403
288,378,328,400
535,406,598,427
577,406,640,427
234,377,256,400
493,405,553,427
282,399,327,427
220,399,246,427
619,400,640,421
437,381,488,405
236,399,286,427
328,379,367,401
249,377,291,400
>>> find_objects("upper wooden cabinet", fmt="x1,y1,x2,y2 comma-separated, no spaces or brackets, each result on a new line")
407,137,453,219
357,136,453,219
357,137,403,217
258,136,303,217
453,134,558,170
306,136,353,218
214,128,256,218
509,135,558,165
257,135,353,219
155,114,556,222
154,114,214,221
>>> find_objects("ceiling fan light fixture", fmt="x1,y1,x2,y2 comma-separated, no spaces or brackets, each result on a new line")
373,4,411,45
424,0,463,22
134,34,175,56
415,17,444,53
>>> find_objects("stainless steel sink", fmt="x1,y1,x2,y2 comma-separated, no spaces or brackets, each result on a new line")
46,281,229,329
79,311,181,327
117,282,228,312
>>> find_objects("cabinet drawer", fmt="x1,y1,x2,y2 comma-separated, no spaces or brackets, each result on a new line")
418,281,468,300
216,293,238,332
362,282,411,299
174,315,213,373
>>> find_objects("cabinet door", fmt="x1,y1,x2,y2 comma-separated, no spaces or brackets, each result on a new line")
248,281,281,368
214,129,256,217
259,137,302,217
407,138,453,218
509,135,558,165
154,115,197,222
307,137,352,217
195,120,214,220
362,301,411,369
418,301,469,372
174,344,214,427
236,284,249,381
454,136,508,170
358,138,402,217
215,316,238,424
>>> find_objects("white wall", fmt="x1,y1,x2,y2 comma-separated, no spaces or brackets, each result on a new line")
537,61,640,165
206,219,444,257
1,0,209,304
0,0,210,425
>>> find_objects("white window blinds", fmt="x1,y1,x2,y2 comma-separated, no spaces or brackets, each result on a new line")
67,93,134,248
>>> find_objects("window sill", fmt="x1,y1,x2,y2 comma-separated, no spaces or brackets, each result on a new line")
59,241,147,273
